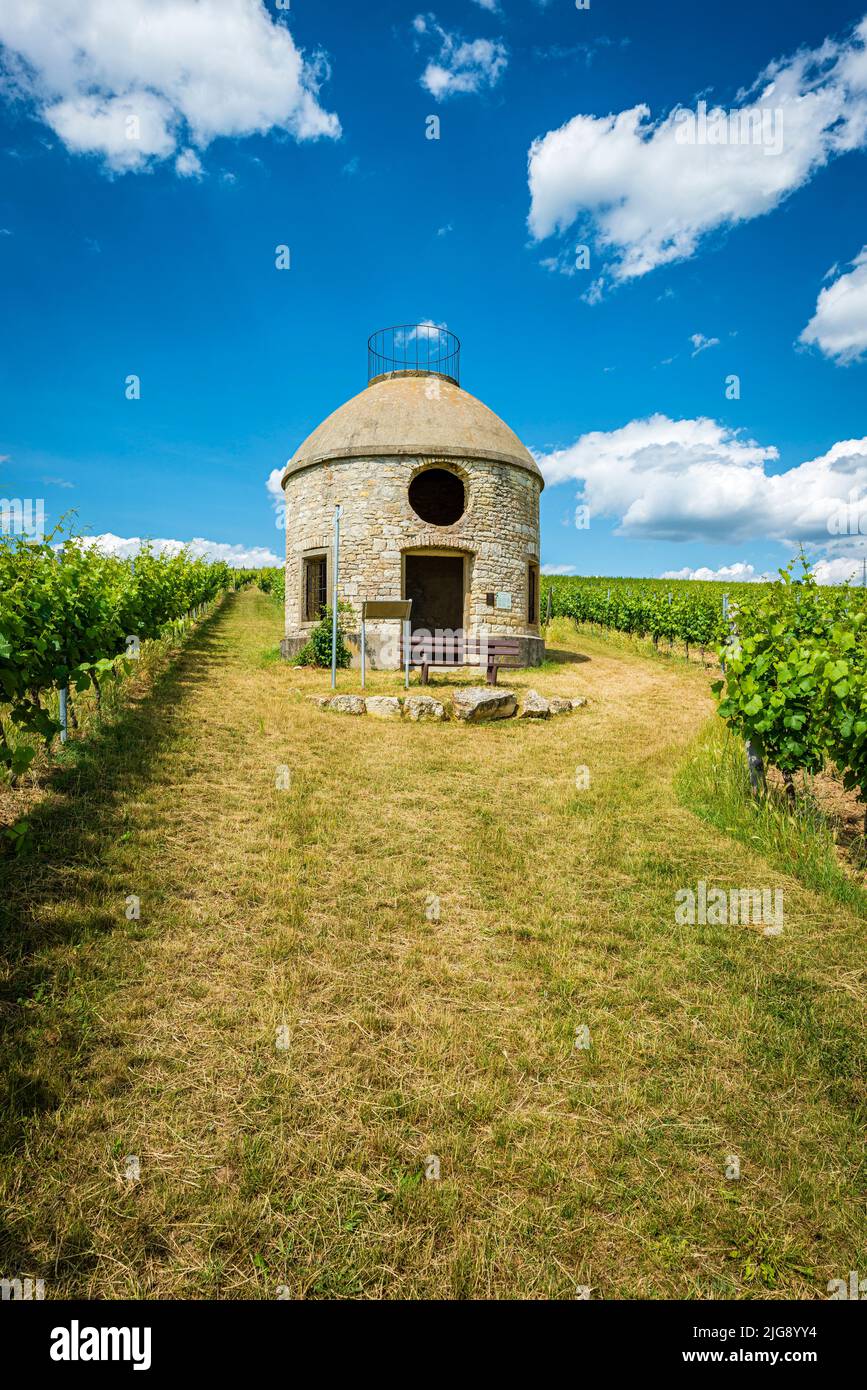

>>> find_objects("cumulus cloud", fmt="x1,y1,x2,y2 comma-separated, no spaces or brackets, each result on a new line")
661,559,865,586
0,0,340,174
527,14,867,285
413,15,507,100
812,556,866,584
85,532,281,567
535,414,867,548
799,245,867,363
660,562,778,583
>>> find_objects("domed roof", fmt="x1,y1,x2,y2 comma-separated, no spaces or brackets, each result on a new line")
281,374,542,486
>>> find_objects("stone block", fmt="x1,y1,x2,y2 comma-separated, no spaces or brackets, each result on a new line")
452,687,517,721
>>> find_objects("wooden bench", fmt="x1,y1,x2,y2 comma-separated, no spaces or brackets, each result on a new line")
406,635,521,686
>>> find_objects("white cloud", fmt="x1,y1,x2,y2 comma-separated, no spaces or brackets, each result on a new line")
541,564,578,574
46,92,176,169
799,245,867,364
812,556,866,584
527,15,867,284
267,466,285,525
660,562,778,583
401,318,447,342
175,147,204,179
690,333,720,356
85,532,281,567
0,0,340,174
665,557,867,585
414,16,507,100
661,559,867,586
535,414,867,548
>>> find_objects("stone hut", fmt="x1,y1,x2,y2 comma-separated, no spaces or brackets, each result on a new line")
279,326,544,669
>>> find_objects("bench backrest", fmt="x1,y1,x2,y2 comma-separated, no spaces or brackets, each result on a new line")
407,635,521,663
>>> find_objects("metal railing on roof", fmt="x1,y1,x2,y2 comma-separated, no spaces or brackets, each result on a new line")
367,324,460,386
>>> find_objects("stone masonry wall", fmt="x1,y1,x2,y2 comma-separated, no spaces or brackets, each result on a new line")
283,454,542,667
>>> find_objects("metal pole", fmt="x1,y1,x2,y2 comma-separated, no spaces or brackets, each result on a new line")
54,543,69,746
361,616,366,689
404,619,410,689
331,504,341,691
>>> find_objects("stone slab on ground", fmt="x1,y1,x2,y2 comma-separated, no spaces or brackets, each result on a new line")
328,694,366,715
365,696,403,719
404,695,447,721
520,689,550,719
452,687,518,722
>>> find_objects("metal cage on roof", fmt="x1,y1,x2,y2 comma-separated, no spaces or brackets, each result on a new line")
367,324,460,386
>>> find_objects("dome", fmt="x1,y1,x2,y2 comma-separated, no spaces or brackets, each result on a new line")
281,374,543,486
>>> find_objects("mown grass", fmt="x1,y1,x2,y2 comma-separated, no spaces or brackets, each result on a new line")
0,589,864,1299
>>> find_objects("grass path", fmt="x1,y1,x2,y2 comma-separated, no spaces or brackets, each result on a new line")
1,587,863,1299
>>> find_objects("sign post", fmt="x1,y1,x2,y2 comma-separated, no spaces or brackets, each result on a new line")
331,504,342,691
359,600,413,689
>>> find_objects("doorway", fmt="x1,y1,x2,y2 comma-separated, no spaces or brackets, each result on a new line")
404,553,465,636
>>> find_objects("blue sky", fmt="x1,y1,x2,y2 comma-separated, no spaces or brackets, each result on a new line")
1,0,866,580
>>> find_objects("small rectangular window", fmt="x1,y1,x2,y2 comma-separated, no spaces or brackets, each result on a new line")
528,564,538,624
304,554,328,621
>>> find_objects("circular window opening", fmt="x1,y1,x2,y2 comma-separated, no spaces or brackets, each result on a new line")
408,468,466,526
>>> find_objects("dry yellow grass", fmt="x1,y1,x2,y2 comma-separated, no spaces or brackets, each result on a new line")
0,588,863,1299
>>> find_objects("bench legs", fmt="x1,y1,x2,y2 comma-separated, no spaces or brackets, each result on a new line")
415,661,502,685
